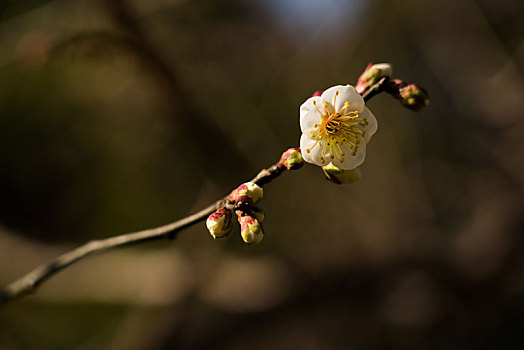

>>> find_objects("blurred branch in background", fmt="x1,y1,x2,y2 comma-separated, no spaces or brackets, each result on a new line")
103,0,249,183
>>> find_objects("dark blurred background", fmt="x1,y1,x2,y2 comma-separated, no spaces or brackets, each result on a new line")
0,0,523,349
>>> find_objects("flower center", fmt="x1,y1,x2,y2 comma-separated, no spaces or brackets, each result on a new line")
305,91,369,165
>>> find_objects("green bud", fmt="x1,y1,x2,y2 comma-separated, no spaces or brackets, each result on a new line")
322,163,361,184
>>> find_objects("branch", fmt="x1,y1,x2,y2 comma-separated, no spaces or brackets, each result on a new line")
0,162,285,306
0,81,384,306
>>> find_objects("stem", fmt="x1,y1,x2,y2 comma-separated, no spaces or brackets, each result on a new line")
0,163,285,306
0,80,385,306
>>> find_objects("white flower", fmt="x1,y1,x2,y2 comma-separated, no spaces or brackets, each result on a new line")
299,85,378,170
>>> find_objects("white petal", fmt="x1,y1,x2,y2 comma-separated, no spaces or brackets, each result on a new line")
300,133,323,167
300,96,323,133
300,96,321,114
320,86,340,111
300,110,322,133
322,85,364,113
332,142,366,170
360,107,378,143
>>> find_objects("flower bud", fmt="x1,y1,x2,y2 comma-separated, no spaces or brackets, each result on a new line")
238,214,264,245
398,84,429,111
322,163,361,184
311,91,322,97
206,207,233,238
356,62,393,95
279,148,304,170
385,80,429,111
229,182,263,205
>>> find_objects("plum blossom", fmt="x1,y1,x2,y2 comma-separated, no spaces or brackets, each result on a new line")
299,85,377,170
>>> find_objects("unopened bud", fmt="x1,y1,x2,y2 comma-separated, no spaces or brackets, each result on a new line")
356,62,393,95
229,182,263,205
322,163,361,184
385,79,429,111
238,214,264,244
279,148,304,170
311,91,322,97
206,207,233,238
399,84,429,111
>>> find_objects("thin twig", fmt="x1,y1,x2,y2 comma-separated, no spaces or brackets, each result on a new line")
0,163,286,306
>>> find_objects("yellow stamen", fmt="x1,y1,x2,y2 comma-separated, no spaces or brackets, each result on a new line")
307,97,367,164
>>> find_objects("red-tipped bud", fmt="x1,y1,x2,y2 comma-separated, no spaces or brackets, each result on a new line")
279,147,304,171
356,63,392,95
399,84,429,111
312,91,322,97
206,207,233,238
229,182,263,206
385,79,429,111
238,214,264,245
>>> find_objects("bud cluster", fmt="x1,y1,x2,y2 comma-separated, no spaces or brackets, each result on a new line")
206,181,266,244
356,62,429,111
